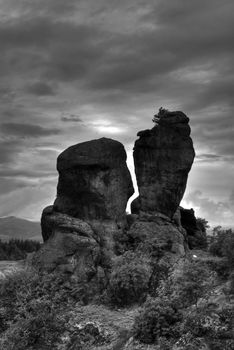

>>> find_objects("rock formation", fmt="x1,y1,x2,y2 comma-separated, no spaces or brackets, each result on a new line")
127,213,186,256
34,209,99,274
34,138,133,283
54,137,134,222
180,207,207,249
132,111,195,219
34,110,196,289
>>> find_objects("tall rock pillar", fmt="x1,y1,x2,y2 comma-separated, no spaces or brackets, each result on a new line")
132,110,195,218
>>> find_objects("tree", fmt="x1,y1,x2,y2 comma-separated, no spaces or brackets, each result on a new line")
152,107,169,124
196,217,210,232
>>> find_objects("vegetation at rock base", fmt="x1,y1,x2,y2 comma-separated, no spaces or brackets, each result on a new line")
0,224,234,349
133,296,183,344
107,251,151,306
209,227,234,265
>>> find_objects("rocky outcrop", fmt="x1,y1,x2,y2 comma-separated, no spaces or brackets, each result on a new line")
35,138,133,284
127,212,186,257
53,137,134,223
34,112,197,290
132,111,195,218
33,210,106,284
180,207,207,249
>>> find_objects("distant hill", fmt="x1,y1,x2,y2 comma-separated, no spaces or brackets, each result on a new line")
0,216,42,242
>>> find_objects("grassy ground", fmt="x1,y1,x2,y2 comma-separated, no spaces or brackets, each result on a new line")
0,260,24,279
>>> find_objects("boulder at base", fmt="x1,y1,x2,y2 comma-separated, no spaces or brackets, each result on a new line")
33,211,106,286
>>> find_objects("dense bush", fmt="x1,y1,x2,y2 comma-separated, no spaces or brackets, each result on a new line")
108,251,151,306
229,272,234,294
182,306,234,349
173,259,213,307
133,297,183,344
0,298,66,350
209,229,234,280
0,239,41,260
209,229,234,259
0,268,72,349
207,258,230,280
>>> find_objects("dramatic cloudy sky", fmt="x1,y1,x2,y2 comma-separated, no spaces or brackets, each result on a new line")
0,0,234,227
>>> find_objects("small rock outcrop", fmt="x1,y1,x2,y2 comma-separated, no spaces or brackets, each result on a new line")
180,207,207,249
132,111,195,218
54,138,134,222
128,213,186,256
34,209,99,275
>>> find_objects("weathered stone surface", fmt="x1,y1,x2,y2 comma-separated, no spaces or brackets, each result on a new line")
33,211,101,281
127,213,186,256
54,138,134,222
132,111,195,218
41,205,93,242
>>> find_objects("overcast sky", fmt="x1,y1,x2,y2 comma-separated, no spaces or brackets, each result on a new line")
0,0,234,227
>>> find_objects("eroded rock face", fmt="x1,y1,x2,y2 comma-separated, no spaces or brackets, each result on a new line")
132,111,195,218
127,213,186,257
54,138,134,222
33,210,102,280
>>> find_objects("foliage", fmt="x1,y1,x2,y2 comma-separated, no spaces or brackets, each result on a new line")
108,251,151,306
0,298,66,350
67,322,106,350
209,228,234,269
230,271,234,294
173,259,212,307
188,231,208,250
0,268,73,349
182,306,234,349
152,107,169,124
0,239,40,260
196,217,210,232
207,258,230,280
133,297,183,344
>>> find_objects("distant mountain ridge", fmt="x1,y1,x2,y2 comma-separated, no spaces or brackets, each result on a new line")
0,216,41,242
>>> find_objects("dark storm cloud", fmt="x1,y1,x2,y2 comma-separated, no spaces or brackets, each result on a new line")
0,177,37,195
61,115,83,123
0,17,106,82
24,82,56,96
1,123,61,138
0,169,56,178
0,139,22,164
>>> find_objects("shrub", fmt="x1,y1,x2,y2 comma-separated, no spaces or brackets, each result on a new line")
230,272,234,294
173,259,212,307
183,306,234,349
108,252,151,306
0,298,66,350
207,258,230,280
0,269,75,349
133,297,183,344
152,107,169,124
221,231,234,267
209,229,234,260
